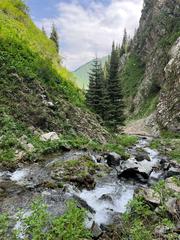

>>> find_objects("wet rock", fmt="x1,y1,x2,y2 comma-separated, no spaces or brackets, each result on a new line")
166,167,180,178
96,155,104,163
40,132,59,141
73,194,96,214
69,175,96,190
118,158,153,183
106,152,121,167
134,148,151,161
91,221,103,239
149,170,164,182
99,194,113,203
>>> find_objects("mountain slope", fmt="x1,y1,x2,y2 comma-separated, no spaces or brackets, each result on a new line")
0,0,108,168
73,56,108,89
120,0,180,132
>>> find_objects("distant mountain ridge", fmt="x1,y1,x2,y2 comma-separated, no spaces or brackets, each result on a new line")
73,56,108,89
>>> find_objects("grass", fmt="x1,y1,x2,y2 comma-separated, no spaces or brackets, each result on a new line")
0,199,91,240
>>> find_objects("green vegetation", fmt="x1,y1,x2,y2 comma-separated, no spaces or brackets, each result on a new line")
0,0,88,149
51,155,109,187
157,11,180,51
50,23,59,52
132,94,159,120
86,42,126,129
120,180,179,240
0,200,91,240
150,131,180,163
0,110,137,168
121,54,145,98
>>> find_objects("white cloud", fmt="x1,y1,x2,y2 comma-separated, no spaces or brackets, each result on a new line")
36,0,143,70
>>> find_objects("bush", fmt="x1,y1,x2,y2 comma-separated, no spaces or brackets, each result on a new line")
1,199,91,240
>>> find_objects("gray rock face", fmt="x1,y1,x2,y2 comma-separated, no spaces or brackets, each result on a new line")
106,152,121,167
118,158,154,182
157,37,180,131
124,0,179,131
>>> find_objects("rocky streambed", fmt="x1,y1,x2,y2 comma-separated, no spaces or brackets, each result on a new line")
0,136,179,238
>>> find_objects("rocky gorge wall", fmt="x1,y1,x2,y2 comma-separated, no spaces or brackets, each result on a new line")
128,0,180,132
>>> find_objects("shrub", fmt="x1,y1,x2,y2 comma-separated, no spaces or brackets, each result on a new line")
1,199,91,240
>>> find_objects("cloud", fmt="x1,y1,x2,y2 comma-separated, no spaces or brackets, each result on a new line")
36,0,143,70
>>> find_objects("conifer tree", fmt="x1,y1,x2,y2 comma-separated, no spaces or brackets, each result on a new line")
42,26,46,36
107,42,125,128
120,28,128,56
50,24,59,52
86,58,105,118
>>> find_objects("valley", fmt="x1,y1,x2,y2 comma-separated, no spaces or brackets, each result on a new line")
0,0,179,239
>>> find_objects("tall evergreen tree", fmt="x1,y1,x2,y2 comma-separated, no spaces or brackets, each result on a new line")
50,24,59,52
107,42,125,128
120,28,128,56
86,58,106,118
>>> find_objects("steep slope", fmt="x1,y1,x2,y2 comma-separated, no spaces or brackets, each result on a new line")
121,0,180,132
0,0,108,168
73,56,108,89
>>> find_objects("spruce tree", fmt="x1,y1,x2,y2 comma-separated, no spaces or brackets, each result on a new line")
86,58,105,118
50,24,59,52
120,28,128,56
107,42,125,128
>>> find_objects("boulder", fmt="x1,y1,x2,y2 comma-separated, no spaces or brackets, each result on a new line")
98,194,113,203
118,158,154,182
73,194,96,214
106,152,121,167
91,221,103,239
137,187,160,206
40,132,59,141
134,148,151,161
166,167,180,178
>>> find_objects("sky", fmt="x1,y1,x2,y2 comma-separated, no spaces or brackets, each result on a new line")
26,0,143,71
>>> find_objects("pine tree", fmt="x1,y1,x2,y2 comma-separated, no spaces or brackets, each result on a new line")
107,42,125,128
50,24,59,52
120,28,128,56
42,26,46,36
86,58,105,118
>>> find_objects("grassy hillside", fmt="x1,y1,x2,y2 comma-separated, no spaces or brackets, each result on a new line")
73,56,108,89
0,0,108,169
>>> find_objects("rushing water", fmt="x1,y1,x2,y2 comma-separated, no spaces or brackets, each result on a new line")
0,136,163,228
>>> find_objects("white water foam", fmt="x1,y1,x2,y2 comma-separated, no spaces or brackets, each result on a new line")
10,169,28,182
78,181,135,226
